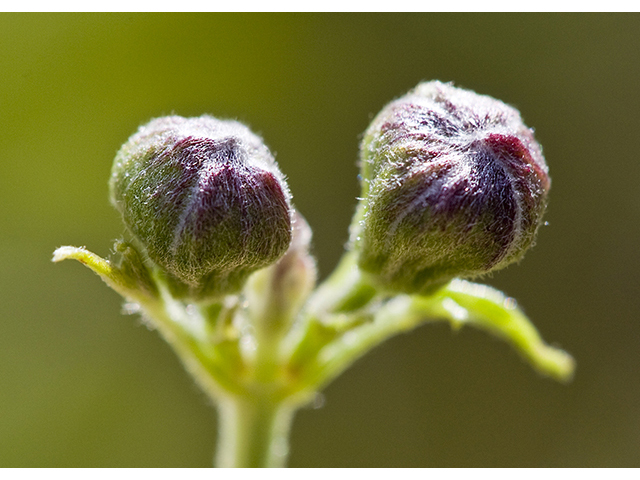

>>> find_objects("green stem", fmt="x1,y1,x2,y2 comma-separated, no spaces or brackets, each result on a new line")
307,251,377,315
215,396,295,468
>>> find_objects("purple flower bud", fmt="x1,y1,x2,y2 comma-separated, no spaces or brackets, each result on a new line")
356,81,550,295
109,115,293,300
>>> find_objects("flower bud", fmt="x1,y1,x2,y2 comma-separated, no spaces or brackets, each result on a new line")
244,212,317,329
355,81,550,295
109,115,293,300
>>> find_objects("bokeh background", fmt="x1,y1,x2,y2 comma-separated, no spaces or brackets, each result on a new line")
1,13,638,467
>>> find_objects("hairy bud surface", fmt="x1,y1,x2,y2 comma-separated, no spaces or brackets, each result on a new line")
356,81,550,294
109,115,292,299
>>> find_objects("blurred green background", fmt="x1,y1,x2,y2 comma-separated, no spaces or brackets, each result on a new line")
1,13,639,467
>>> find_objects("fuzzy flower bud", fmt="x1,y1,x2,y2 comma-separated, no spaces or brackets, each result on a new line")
355,81,550,295
109,115,293,300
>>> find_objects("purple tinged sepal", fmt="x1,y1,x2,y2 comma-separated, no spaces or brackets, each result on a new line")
355,81,550,295
109,115,293,301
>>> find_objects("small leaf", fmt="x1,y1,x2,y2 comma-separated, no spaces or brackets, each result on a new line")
52,245,157,303
438,279,575,382
291,278,574,396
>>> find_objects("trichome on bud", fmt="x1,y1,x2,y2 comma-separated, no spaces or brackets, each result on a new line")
355,81,550,295
109,115,293,300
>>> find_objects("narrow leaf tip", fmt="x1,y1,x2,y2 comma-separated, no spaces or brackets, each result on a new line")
52,246,85,263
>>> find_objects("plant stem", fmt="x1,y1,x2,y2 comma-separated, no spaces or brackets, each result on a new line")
215,396,295,468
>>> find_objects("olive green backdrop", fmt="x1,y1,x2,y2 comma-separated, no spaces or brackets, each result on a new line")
1,13,638,467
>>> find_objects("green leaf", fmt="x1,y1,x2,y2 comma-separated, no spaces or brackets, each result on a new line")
52,244,248,397
52,244,158,304
437,279,575,382
292,278,574,396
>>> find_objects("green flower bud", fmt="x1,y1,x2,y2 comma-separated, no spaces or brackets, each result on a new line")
355,81,550,295
109,115,293,300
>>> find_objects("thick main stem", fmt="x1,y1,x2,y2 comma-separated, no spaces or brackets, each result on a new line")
215,396,295,468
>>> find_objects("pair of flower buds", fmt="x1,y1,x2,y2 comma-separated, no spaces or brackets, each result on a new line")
110,81,550,302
